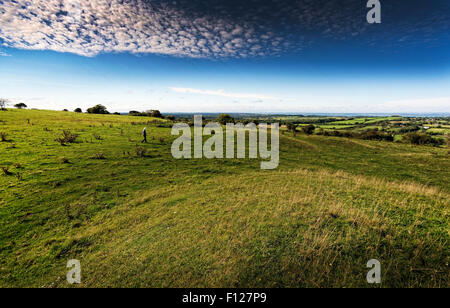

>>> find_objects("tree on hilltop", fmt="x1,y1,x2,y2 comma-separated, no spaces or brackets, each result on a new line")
87,104,109,114
14,103,27,109
217,114,234,125
150,110,163,118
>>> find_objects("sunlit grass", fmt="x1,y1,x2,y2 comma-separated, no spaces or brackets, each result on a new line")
0,109,448,288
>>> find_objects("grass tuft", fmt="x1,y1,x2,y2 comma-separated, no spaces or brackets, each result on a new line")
55,130,79,145
91,152,106,160
61,157,70,164
93,133,103,140
0,132,8,142
135,146,147,157
1,166,12,175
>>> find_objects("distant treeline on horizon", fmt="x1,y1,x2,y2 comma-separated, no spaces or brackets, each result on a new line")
152,112,450,119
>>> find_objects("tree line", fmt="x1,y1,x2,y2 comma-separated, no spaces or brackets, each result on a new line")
0,98,27,110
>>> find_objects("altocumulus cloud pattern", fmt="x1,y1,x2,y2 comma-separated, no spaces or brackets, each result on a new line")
0,0,448,59
0,0,290,58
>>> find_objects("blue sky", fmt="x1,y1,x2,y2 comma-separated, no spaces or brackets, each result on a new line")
0,0,449,113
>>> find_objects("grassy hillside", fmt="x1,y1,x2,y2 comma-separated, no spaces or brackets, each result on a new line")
0,109,448,287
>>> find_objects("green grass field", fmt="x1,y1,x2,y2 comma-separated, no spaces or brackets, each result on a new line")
326,117,402,126
429,128,450,135
0,109,449,288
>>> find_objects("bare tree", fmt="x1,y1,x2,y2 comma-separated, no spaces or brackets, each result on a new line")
0,98,9,110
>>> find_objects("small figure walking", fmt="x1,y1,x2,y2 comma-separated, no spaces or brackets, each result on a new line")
142,127,147,143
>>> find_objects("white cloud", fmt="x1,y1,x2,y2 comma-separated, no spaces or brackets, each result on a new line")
0,0,288,58
376,97,450,113
0,1,446,59
170,87,279,100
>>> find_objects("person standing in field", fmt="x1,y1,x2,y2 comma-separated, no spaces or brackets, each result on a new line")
142,127,147,143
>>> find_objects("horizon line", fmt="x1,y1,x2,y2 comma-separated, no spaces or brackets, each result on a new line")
11,108,450,118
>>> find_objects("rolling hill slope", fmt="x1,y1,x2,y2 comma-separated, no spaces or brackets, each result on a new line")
0,109,448,287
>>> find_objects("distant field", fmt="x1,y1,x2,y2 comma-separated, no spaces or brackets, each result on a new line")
288,116,449,143
326,117,402,126
314,124,357,129
428,128,450,134
0,109,449,288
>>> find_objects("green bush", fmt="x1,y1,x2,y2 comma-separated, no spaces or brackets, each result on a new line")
360,130,394,142
302,124,316,135
56,130,79,145
286,123,297,135
318,129,394,142
403,132,444,146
